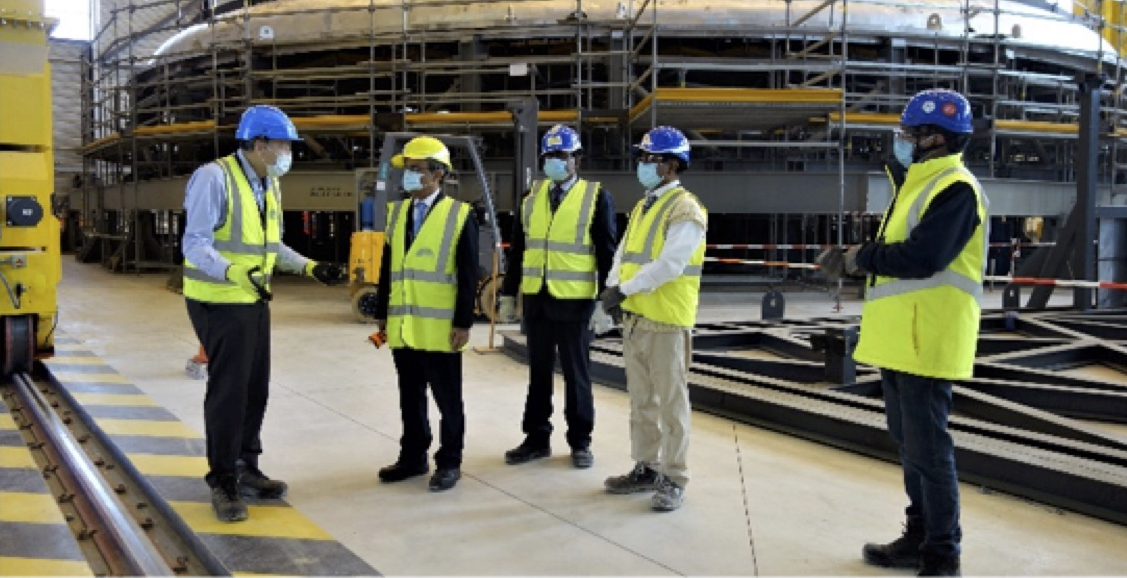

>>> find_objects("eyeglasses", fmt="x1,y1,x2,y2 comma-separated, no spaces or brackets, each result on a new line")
404,165,430,174
895,127,929,141
542,151,572,160
637,154,665,164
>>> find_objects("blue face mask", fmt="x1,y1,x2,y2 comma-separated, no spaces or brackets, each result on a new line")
543,157,570,182
893,139,914,168
636,162,663,190
402,170,424,192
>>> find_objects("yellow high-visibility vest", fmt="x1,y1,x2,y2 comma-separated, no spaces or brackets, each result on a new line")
853,154,988,380
520,179,600,298
386,196,471,352
183,154,280,303
619,188,706,328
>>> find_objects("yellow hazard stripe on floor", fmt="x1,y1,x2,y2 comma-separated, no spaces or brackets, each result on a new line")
69,393,159,407
94,419,200,439
0,413,15,430
0,556,93,576
126,453,207,478
44,356,109,365
0,447,36,469
170,502,334,540
50,373,131,384
0,492,68,524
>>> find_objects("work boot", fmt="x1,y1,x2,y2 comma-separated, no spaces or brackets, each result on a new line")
211,479,248,522
604,462,660,494
237,461,287,499
918,551,961,576
862,517,925,569
504,440,551,465
570,448,594,469
650,476,685,511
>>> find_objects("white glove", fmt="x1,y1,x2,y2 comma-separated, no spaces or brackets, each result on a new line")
589,302,616,335
498,295,517,323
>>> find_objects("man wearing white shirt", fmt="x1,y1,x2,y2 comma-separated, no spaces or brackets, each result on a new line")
599,126,707,512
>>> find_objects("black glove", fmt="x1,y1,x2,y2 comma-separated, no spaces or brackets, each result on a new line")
309,262,349,286
599,285,626,323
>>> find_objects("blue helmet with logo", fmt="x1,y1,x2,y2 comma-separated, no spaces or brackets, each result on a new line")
901,89,973,134
541,124,582,154
634,126,691,166
236,105,302,141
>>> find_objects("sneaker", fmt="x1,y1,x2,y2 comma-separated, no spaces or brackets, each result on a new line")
918,551,960,576
237,463,287,499
604,462,660,494
651,476,684,511
862,519,925,569
570,448,594,469
210,483,248,522
504,441,551,465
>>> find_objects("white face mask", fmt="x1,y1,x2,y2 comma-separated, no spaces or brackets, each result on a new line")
266,151,292,177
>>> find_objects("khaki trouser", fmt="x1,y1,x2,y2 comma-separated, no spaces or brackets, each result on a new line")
622,314,692,488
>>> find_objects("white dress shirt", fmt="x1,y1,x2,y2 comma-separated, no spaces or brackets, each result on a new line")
607,180,706,296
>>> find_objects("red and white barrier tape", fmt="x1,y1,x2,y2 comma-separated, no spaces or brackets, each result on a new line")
706,242,1056,250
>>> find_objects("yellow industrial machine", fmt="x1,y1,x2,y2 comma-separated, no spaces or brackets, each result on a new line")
0,0,61,374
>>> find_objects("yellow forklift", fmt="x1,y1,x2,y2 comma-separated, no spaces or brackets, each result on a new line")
348,132,508,324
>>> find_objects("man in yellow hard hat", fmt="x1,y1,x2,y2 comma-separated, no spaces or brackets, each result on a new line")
373,136,479,492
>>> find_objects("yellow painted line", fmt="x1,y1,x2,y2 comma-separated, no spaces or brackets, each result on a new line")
0,556,93,576
126,453,207,478
170,502,333,540
94,419,200,439
70,393,158,407
45,356,109,365
0,413,15,430
0,446,36,469
52,373,130,384
0,492,67,524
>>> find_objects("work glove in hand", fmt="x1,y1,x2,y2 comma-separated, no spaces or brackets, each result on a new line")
588,302,616,335
306,261,349,286
497,295,518,323
227,263,270,300
816,246,864,281
599,285,626,323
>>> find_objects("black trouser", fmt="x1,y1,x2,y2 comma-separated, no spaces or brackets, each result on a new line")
186,298,271,488
390,347,464,469
522,315,595,450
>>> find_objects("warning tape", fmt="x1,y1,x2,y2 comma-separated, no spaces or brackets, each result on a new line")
706,242,1056,250
705,257,820,269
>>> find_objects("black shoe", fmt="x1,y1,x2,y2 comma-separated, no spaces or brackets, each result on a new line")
237,464,287,499
378,461,429,483
862,519,925,569
504,442,551,465
918,551,960,576
604,462,661,494
429,467,461,491
210,483,248,522
570,448,594,469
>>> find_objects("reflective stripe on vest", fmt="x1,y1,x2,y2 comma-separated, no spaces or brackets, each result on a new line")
182,155,281,304
386,197,469,352
619,187,707,328
519,179,600,298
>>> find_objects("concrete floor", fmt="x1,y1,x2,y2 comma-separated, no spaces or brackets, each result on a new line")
57,259,1127,576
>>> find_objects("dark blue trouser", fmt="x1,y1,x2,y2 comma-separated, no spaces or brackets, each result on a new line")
880,368,962,557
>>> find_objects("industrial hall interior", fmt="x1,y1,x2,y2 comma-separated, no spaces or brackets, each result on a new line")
1,0,1126,576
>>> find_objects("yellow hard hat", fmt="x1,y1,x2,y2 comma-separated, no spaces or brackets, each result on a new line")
391,136,452,171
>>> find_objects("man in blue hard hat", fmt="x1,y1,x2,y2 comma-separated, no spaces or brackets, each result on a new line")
600,126,707,512
497,124,618,469
818,88,987,576
182,104,348,522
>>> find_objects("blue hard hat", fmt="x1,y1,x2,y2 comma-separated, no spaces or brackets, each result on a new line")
541,124,582,154
633,126,691,165
235,105,302,141
901,89,973,134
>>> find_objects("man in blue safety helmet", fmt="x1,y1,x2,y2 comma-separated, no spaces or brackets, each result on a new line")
817,88,987,576
498,124,618,469
182,104,349,522
599,126,707,512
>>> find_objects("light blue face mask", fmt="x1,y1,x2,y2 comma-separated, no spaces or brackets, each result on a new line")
893,139,914,168
636,162,663,190
543,157,570,182
266,153,292,178
402,169,424,192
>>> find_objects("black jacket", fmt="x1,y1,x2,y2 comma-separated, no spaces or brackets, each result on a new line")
501,181,617,322
374,194,480,329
